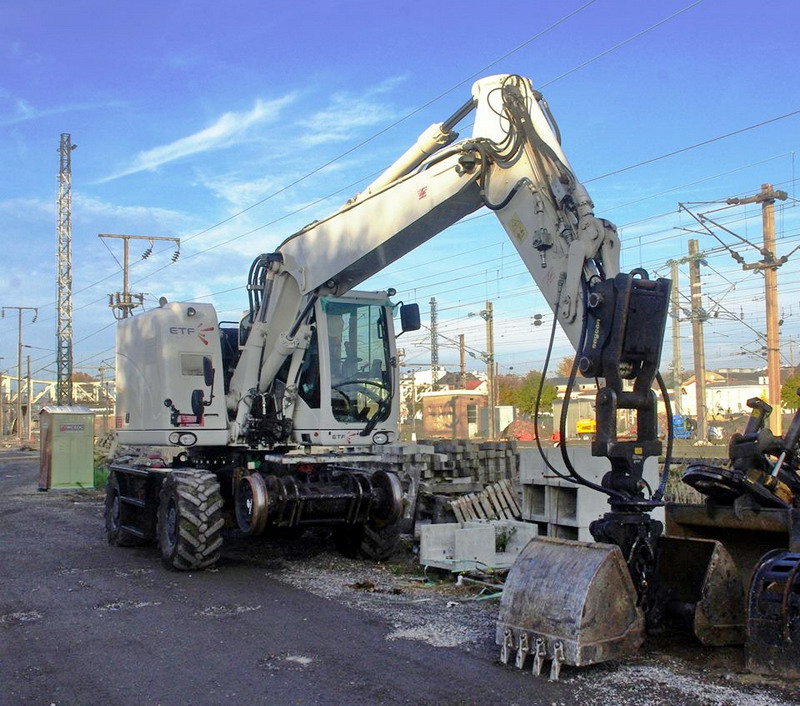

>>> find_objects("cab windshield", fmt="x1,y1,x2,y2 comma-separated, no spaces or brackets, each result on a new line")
324,299,391,425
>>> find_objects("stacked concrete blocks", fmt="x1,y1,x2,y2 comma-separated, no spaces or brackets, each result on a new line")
415,439,519,486
518,447,665,542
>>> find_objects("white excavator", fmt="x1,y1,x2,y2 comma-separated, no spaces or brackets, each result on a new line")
108,74,792,677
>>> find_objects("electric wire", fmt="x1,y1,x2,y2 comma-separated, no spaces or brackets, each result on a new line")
7,19,800,376
585,109,800,184
1,0,733,338
539,0,707,89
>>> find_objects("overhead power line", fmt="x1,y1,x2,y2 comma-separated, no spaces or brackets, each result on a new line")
5,0,711,330
586,110,800,184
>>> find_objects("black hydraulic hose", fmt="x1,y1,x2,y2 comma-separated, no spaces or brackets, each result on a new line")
288,293,318,338
481,179,526,212
558,283,629,501
533,293,572,481
652,371,674,502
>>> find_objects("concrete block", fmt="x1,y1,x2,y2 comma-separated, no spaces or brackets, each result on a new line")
419,520,538,572
453,525,496,568
519,447,665,528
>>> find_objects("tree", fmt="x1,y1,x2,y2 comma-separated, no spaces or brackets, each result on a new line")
517,370,557,416
496,371,557,416
555,355,575,378
72,371,96,383
781,370,800,410
495,374,522,407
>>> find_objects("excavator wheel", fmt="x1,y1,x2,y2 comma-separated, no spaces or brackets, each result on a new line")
105,471,147,547
334,470,404,561
333,520,401,561
157,470,224,571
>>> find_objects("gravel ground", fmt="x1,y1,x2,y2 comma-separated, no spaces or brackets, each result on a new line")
222,534,800,706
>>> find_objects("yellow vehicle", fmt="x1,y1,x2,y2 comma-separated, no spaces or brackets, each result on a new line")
576,417,596,439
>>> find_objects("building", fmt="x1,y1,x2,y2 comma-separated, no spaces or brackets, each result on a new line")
678,368,789,418
419,389,488,438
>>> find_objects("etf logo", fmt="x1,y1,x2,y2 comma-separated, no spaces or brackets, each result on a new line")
169,323,215,345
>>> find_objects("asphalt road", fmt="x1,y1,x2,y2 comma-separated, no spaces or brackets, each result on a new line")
1,448,798,706
0,449,559,705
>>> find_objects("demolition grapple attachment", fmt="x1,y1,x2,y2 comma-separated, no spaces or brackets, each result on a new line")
679,397,800,679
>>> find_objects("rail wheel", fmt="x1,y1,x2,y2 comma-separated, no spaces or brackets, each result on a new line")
157,470,224,570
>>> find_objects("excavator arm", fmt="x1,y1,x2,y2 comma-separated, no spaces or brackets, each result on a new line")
227,75,644,448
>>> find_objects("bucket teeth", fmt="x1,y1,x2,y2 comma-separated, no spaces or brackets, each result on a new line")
500,628,514,665
515,632,530,669
549,641,565,681
532,637,547,677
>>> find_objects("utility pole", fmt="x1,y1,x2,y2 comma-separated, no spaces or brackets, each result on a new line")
410,374,417,440
26,356,32,441
99,233,181,319
468,302,496,437
727,184,789,435
459,334,467,389
429,297,439,390
669,260,683,415
57,133,76,405
483,302,496,439
687,241,708,443
98,362,113,435
0,367,4,438
2,306,37,439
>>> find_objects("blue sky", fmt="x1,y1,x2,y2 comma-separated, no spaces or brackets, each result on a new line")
1,0,799,384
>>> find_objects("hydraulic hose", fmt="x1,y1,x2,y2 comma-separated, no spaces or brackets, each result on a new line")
557,289,629,502
533,291,572,482
652,371,674,502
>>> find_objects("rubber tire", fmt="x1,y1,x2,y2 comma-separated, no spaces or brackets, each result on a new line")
333,520,401,562
157,470,224,571
105,471,147,547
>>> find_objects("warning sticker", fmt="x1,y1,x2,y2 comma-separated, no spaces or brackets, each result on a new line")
178,415,204,427
59,424,85,432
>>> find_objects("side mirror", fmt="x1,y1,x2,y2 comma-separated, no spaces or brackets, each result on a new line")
203,356,215,387
191,389,205,420
399,303,421,334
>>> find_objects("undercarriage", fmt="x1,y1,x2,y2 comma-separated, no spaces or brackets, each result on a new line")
105,449,404,570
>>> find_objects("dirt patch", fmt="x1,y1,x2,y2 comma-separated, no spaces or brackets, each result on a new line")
194,604,262,618
0,610,43,625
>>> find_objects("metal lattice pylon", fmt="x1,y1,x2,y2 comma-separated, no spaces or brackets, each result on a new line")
56,133,75,405
430,297,440,389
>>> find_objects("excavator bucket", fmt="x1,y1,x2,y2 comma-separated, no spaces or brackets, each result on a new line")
496,536,644,678
652,536,745,646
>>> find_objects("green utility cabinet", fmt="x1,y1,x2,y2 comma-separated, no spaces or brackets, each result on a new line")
38,406,96,490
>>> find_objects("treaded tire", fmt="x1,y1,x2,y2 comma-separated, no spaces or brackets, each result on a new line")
333,520,401,562
157,470,224,571
105,471,147,547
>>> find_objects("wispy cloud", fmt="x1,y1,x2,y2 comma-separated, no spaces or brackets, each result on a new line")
298,76,407,146
99,94,296,183
0,93,125,127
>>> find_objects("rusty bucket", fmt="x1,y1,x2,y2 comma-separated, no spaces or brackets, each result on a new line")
496,536,645,678
652,536,746,646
